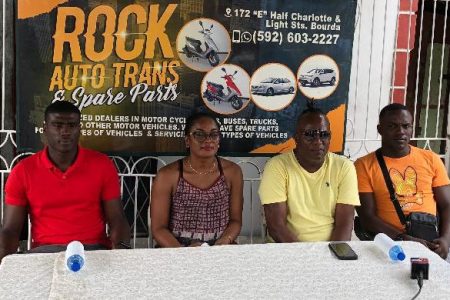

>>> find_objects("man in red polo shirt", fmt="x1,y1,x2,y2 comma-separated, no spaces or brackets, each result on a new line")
0,101,131,262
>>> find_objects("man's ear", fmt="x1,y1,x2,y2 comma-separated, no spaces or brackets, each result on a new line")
377,124,381,135
293,131,300,146
43,121,47,133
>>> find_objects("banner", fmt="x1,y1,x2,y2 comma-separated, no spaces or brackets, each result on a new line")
16,0,357,155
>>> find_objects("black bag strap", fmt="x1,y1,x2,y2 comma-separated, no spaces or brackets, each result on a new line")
375,149,407,225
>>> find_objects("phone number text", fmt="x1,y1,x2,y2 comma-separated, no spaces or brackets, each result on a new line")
246,31,339,45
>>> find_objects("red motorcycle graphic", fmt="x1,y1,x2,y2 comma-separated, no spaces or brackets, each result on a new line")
203,67,243,110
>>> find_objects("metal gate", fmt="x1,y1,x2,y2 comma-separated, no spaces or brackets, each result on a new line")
346,0,450,162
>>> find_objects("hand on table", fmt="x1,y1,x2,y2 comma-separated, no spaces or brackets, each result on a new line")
427,237,449,259
214,235,236,246
401,234,429,247
213,238,230,246
188,241,203,247
113,241,132,250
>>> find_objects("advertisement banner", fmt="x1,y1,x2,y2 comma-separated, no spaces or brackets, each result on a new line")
16,0,357,155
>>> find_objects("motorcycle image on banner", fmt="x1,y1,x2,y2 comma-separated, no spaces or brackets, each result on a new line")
203,67,243,110
177,18,231,72
183,21,220,67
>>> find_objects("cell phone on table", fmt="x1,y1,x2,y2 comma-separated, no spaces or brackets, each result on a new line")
328,242,358,260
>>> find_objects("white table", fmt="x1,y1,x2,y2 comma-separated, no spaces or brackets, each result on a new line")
1,241,449,299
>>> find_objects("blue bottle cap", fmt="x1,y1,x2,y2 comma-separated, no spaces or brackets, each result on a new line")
71,261,81,272
67,254,84,272
397,251,406,261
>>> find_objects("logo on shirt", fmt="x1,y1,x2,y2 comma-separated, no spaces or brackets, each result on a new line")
390,166,423,209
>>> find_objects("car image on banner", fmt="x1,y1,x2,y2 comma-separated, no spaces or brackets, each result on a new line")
299,68,336,87
251,77,295,96
297,55,340,100
250,63,297,112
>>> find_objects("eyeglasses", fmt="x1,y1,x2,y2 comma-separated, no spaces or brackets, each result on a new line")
190,131,221,142
302,129,331,142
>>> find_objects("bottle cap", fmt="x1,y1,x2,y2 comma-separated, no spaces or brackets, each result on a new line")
397,252,406,261
70,261,82,272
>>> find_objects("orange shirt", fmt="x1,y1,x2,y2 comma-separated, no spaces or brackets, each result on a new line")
354,146,450,230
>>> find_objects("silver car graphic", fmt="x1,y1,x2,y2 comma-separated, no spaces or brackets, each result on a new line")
251,77,295,96
298,68,336,87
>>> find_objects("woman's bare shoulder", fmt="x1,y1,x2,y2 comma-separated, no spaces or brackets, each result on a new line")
155,160,181,181
219,158,242,176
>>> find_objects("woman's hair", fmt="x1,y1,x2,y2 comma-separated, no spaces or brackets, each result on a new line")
184,112,220,135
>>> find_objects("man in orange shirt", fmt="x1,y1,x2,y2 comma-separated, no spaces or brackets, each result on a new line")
355,103,450,259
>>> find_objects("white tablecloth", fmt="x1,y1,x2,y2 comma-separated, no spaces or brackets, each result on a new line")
1,241,449,299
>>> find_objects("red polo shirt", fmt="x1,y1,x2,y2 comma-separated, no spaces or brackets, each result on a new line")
5,146,121,248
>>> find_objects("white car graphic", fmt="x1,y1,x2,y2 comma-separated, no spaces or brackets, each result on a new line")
298,68,336,87
251,77,295,96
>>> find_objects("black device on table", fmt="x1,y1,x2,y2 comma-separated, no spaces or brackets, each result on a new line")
328,242,358,260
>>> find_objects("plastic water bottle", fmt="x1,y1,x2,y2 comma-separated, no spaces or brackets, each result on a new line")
374,233,406,261
65,241,85,272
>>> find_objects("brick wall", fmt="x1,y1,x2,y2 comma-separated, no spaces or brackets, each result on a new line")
391,0,419,103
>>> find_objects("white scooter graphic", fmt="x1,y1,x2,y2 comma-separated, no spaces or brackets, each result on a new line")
182,21,220,67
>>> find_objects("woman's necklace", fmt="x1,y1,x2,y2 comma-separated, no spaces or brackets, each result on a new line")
187,158,216,175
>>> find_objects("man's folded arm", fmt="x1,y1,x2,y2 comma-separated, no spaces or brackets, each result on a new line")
0,204,27,263
264,202,299,243
330,203,355,241
357,192,405,239
103,198,131,249
430,185,450,258
433,185,450,241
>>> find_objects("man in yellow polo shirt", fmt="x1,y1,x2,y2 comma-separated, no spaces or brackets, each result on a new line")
259,106,360,242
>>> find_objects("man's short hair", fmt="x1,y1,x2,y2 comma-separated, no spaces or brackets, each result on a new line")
296,100,328,126
379,103,409,121
44,101,80,121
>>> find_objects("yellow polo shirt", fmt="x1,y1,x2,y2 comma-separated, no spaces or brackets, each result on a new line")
259,151,360,241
